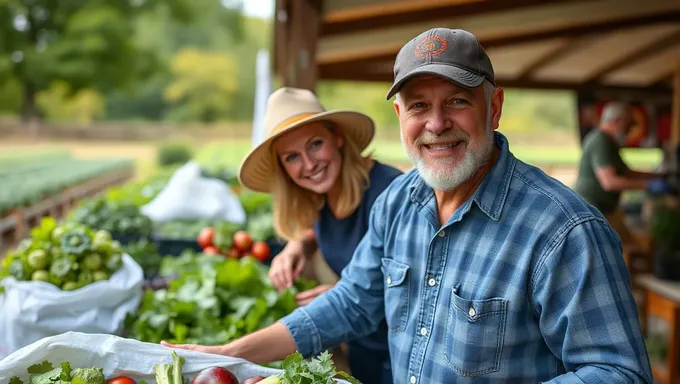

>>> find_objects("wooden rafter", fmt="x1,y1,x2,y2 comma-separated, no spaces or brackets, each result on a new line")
317,10,680,67
318,62,675,95
584,31,680,83
516,37,580,80
482,11,680,49
649,67,680,86
320,0,582,36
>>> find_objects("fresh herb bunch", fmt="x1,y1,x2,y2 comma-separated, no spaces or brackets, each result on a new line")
0,217,124,291
258,351,360,384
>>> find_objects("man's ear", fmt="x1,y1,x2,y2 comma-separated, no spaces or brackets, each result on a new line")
490,88,504,131
393,99,401,117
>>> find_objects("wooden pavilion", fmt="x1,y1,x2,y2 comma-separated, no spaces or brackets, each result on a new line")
271,1,680,382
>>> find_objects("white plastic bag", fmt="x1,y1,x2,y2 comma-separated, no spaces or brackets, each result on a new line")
141,161,246,224
0,332,351,384
0,254,143,360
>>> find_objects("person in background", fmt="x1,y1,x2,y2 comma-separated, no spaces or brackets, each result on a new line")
573,101,675,244
166,86,401,384
163,28,652,383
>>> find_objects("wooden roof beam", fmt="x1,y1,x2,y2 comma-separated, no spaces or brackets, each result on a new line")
319,63,674,95
516,37,580,80
481,11,680,49
321,0,584,37
317,10,680,66
584,31,680,83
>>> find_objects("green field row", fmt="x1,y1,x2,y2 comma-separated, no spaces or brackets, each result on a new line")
0,149,72,170
0,158,134,214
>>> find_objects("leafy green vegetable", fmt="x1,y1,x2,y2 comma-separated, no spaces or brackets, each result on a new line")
124,238,164,278
125,252,317,348
12,359,106,384
69,198,153,237
262,351,360,384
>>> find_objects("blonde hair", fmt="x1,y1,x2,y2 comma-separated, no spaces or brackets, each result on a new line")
270,122,372,241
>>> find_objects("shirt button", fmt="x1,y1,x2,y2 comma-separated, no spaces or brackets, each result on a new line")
410,376,416,384
420,327,427,336
469,306,476,317
428,278,436,287
438,230,445,237
386,276,392,285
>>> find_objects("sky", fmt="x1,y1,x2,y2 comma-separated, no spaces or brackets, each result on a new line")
243,0,274,19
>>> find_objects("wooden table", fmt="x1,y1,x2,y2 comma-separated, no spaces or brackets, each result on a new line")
638,274,680,384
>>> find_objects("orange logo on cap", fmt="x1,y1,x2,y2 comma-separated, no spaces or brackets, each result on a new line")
415,36,448,58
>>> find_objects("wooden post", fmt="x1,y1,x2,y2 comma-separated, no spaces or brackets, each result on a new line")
672,62,680,151
283,0,322,92
274,0,290,87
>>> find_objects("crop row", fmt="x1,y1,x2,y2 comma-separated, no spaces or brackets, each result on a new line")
0,149,71,170
0,158,134,214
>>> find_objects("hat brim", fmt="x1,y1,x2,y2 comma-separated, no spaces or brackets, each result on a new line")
385,64,485,100
238,110,375,193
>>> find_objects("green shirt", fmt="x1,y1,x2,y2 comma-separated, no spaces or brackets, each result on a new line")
573,130,629,214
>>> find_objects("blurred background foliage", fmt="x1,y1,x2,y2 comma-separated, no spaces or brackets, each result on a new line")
0,0,578,137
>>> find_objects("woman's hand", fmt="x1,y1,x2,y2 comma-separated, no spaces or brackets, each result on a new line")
160,341,227,355
161,322,297,364
295,284,335,306
269,240,307,291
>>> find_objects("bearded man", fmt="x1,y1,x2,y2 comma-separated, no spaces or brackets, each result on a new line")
162,28,653,384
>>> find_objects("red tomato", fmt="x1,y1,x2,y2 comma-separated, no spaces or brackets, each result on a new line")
203,246,220,255
251,241,271,262
197,227,215,249
225,246,241,259
108,377,136,384
233,231,253,252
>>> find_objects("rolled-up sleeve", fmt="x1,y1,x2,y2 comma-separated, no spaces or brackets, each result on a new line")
532,217,653,383
280,192,389,358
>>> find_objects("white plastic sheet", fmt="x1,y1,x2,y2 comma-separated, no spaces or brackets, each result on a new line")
141,161,246,224
0,332,350,383
0,254,143,360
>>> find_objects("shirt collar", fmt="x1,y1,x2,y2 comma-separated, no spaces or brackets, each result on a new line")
409,131,515,221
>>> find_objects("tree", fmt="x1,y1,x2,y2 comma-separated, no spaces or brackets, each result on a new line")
164,48,239,122
0,0,196,123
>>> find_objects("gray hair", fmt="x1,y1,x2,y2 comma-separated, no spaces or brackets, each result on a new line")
600,101,630,124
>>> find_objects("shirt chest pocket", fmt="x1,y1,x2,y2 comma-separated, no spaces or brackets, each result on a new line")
445,287,509,377
380,258,410,333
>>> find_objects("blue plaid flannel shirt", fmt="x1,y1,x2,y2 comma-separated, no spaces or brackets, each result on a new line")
281,132,652,383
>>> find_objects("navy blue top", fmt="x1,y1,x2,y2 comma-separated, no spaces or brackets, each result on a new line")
313,160,403,351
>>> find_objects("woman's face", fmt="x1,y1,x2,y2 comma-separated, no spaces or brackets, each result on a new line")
273,122,344,195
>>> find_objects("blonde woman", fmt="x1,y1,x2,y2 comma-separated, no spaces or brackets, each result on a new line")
164,87,402,383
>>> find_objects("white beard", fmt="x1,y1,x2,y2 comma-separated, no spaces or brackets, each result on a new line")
401,123,495,192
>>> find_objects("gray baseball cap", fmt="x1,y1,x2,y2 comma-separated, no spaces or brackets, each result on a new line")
385,28,495,100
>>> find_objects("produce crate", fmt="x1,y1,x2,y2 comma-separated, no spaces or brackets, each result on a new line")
152,234,203,257
111,232,147,246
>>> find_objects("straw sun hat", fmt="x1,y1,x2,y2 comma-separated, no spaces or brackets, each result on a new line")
238,87,375,193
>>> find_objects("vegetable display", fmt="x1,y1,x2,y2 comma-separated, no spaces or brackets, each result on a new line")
0,217,124,291
125,252,317,346
5,350,358,384
197,225,271,262
70,198,154,237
